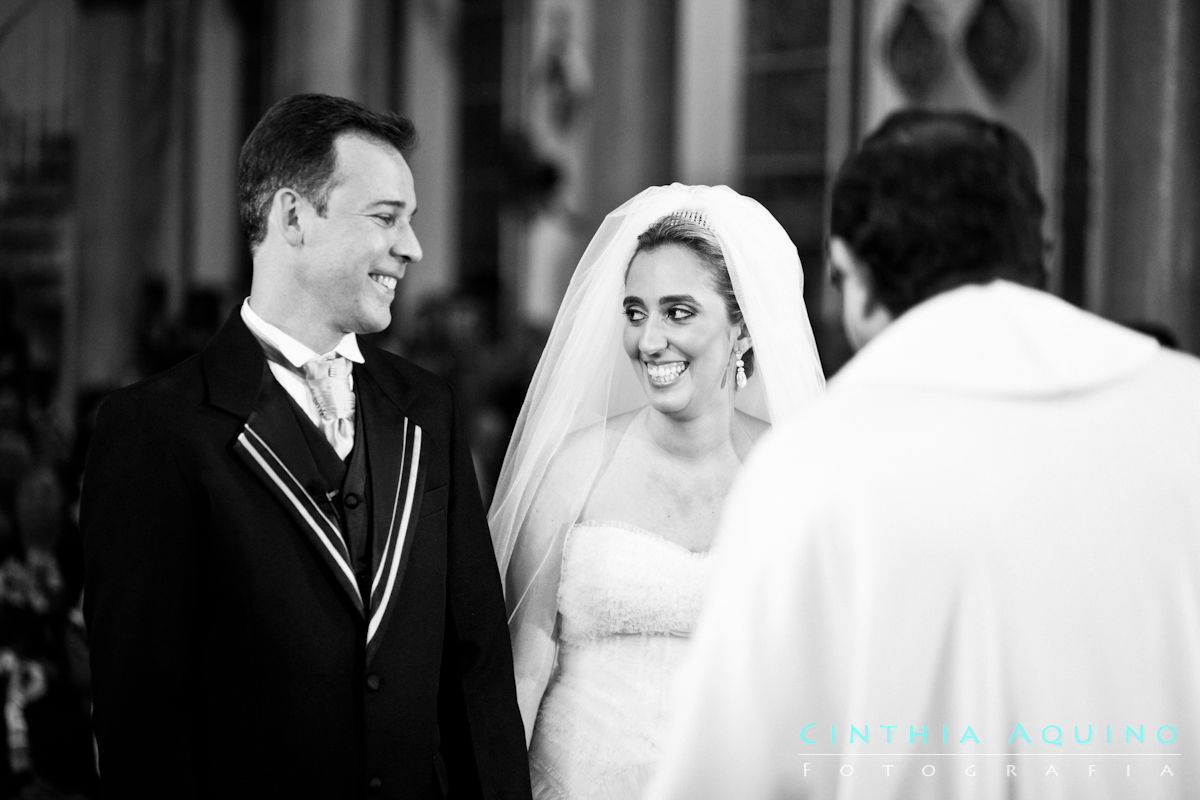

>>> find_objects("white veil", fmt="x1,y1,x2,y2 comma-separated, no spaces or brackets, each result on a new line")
487,183,825,740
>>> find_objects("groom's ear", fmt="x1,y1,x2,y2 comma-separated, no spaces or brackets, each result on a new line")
271,188,306,247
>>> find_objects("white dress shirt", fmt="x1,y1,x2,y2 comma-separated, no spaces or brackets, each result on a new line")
240,299,364,430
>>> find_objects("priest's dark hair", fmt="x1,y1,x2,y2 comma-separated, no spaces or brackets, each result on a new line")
830,108,1048,316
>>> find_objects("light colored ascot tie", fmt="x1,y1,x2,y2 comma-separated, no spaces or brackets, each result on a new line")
302,354,356,459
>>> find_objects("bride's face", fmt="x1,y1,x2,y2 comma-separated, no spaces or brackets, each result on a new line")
623,244,742,420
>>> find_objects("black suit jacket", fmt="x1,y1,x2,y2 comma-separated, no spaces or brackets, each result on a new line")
81,311,531,799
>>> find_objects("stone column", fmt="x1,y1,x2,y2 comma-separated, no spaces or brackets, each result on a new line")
676,0,743,185
1093,0,1200,353
190,0,243,292
75,0,144,389
588,0,676,217
271,0,365,99
399,0,460,333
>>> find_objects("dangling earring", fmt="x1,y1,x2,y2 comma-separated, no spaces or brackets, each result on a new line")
735,349,747,390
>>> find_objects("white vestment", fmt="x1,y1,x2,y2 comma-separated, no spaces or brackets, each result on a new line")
648,281,1200,800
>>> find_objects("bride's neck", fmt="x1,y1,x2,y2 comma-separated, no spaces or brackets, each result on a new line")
642,405,738,461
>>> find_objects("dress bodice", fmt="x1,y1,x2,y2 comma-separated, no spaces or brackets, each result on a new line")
528,521,713,800
556,521,711,642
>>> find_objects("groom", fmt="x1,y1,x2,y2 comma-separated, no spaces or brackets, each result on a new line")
81,94,531,799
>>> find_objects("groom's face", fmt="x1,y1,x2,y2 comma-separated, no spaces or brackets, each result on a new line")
294,134,422,340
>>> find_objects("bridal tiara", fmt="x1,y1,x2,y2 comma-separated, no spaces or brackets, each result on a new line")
664,208,711,230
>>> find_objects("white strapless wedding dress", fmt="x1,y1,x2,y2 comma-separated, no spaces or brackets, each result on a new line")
528,521,712,799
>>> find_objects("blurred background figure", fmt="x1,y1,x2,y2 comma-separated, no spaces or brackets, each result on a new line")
0,286,93,798
0,0,1197,795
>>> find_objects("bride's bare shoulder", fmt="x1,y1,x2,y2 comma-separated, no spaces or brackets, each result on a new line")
735,410,772,458
542,410,639,493
737,410,771,440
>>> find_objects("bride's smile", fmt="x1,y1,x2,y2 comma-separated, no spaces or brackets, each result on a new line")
623,243,745,418
645,360,688,386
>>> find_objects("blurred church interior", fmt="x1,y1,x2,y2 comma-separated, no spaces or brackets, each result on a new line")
0,0,1197,792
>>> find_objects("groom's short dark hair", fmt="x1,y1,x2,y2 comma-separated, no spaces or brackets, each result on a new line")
238,93,417,251
830,109,1048,316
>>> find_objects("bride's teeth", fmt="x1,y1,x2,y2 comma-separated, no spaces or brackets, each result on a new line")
646,362,687,384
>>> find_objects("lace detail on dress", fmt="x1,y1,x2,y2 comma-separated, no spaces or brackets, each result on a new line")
528,522,712,799
557,522,710,642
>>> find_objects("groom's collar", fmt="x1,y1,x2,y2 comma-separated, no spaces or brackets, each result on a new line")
240,299,364,367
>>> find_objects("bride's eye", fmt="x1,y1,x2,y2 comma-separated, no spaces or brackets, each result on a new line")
666,306,695,321
624,306,647,323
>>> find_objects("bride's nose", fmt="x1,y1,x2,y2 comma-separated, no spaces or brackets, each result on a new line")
638,314,668,355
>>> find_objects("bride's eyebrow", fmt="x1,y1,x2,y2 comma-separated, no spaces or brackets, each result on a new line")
658,294,699,305
622,294,700,306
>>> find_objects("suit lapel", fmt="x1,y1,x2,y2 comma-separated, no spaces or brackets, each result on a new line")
204,310,364,616
203,312,431,643
234,383,364,616
357,360,427,662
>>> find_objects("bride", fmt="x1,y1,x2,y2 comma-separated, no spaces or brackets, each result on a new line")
489,184,825,797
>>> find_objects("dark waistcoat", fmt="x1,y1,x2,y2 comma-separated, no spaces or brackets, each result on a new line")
287,389,376,598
